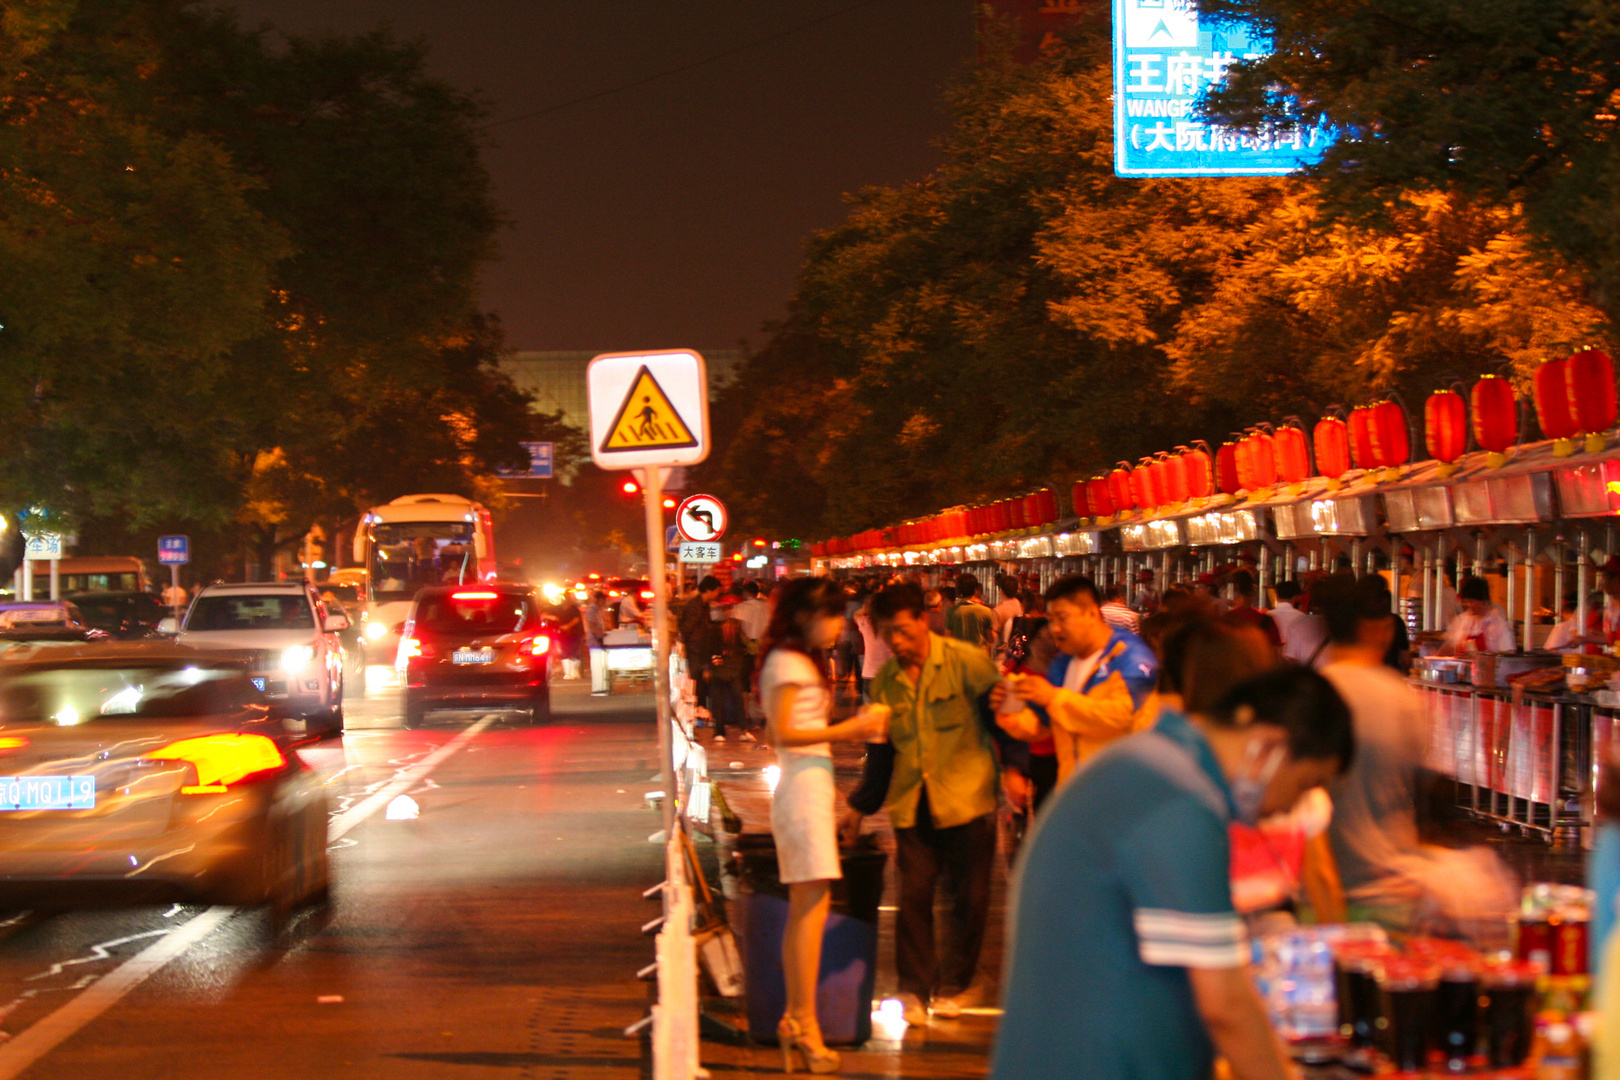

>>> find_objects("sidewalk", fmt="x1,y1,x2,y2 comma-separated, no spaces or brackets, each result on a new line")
696,688,1004,1079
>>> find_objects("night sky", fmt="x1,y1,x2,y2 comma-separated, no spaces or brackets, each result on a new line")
227,0,978,353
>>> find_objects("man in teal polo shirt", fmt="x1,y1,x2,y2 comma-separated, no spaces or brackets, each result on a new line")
991,665,1354,1080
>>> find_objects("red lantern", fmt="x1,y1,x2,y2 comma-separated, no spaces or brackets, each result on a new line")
1148,458,1169,508
994,500,1013,532
1182,447,1213,499
1534,358,1577,441
1128,467,1151,511
1108,467,1134,512
1275,425,1310,483
1161,454,1190,504
1471,375,1517,455
1313,416,1351,479
1368,400,1410,468
1035,487,1057,524
1071,481,1088,518
1247,431,1278,487
1010,496,1029,529
1088,476,1115,517
1348,407,1376,470
1568,348,1618,441
1233,436,1254,491
1425,390,1467,463
1215,442,1241,495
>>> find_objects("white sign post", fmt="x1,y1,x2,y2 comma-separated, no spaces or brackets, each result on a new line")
23,534,63,601
588,349,708,1080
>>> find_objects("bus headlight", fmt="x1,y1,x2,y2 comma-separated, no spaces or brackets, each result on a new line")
365,620,389,642
280,645,316,675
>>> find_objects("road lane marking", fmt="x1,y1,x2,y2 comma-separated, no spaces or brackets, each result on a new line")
0,907,232,1079
327,715,494,841
0,717,496,1078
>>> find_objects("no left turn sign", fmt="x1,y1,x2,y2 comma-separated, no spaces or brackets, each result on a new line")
675,494,727,543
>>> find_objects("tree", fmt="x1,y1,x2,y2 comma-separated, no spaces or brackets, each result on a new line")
1197,0,1620,314
706,14,1613,541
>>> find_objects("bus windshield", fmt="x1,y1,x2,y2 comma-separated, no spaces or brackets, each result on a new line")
369,522,475,603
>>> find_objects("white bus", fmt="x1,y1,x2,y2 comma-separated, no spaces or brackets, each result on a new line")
351,494,496,659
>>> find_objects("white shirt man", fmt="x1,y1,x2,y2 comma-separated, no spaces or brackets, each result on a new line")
1271,589,1329,667
734,592,770,644
993,582,1024,654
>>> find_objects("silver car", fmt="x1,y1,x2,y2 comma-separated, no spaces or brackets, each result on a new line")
0,644,329,917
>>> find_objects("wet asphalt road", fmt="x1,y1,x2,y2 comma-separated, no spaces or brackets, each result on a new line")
0,672,672,1080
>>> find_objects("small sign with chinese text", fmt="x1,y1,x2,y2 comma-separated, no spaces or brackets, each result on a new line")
678,541,721,565
1112,0,1330,177
498,441,554,479
23,534,62,561
157,535,190,565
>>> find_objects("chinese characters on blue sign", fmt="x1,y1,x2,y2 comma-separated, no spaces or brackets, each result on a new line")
1112,0,1331,177
157,535,189,565
497,441,554,479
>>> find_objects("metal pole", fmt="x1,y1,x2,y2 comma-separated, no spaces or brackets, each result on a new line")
1421,542,1434,632
1524,529,1536,653
1505,543,1517,633
170,565,182,626
1579,528,1592,644
49,558,59,602
1390,536,1403,617
641,466,677,840
23,560,32,602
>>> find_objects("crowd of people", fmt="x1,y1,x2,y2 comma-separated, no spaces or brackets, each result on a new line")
714,561,1535,1079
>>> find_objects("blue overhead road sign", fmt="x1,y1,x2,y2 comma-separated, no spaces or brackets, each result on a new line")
1112,0,1332,177
498,441,554,479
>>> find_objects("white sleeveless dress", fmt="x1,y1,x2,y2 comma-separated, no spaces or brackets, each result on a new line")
761,649,842,883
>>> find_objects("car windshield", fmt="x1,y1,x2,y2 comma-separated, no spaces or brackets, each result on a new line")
369,522,475,603
71,598,144,630
0,665,258,722
318,585,358,605
414,592,535,635
185,595,313,632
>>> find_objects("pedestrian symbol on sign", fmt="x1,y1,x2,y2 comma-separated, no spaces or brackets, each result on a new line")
599,366,697,454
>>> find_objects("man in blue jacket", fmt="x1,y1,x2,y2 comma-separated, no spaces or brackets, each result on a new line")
991,574,1159,787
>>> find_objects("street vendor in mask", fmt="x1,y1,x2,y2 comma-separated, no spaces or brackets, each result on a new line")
1438,574,1516,655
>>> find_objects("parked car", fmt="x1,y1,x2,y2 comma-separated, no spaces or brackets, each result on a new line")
0,602,90,632
396,584,553,728
0,643,329,917
66,590,166,639
168,583,348,738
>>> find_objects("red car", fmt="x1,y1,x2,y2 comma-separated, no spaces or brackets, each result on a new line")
396,585,553,728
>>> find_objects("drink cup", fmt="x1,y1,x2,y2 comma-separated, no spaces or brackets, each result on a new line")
862,703,891,744
1331,942,1392,1049
1377,958,1438,1072
996,677,1024,715
1432,958,1480,1071
1481,960,1540,1068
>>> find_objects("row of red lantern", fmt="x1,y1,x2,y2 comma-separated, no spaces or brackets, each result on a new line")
814,350,1617,554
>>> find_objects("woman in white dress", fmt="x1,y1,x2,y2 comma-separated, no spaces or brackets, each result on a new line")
759,578,889,1074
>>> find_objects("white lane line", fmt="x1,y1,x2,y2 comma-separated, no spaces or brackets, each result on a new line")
0,717,495,1078
327,715,494,841
0,907,231,1079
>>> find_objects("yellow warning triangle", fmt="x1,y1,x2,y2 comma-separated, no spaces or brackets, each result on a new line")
599,366,698,453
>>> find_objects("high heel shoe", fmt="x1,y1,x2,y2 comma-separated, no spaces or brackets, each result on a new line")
777,1016,840,1075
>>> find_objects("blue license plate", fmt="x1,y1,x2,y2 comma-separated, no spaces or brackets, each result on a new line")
251,678,266,691
452,649,494,665
0,775,96,810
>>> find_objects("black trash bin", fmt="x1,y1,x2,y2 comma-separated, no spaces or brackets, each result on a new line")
731,832,887,1046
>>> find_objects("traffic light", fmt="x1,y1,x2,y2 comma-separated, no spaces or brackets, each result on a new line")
662,497,676,509
751,538,767,549
621,480,639,496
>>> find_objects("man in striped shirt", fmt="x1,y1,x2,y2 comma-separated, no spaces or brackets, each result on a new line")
1099,583,1141,634
991,666,1353,1080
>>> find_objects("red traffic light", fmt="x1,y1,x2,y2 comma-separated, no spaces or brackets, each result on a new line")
662,498,676,508
752,538,766,548
621,480,639,495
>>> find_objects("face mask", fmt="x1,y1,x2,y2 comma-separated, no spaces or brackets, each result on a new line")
1230,742,1285,826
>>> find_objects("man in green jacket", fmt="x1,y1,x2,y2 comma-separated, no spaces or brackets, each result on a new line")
846,581,1005,1024
944,572,996,653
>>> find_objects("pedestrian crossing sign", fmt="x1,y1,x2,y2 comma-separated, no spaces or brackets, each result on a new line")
587,349,709,470
598,366,697,454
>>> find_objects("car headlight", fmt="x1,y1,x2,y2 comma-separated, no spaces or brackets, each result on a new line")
364,620,389,641
280,645,316,675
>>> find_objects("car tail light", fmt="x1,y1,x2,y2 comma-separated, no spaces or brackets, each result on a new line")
452,591,498,601
0,737,28,751
148,734,287,795
529,635,551,656
640,590,653,600
396,635,432,671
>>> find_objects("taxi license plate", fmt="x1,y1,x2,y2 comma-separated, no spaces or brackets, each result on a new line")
0,776,96,810
453,649,495,665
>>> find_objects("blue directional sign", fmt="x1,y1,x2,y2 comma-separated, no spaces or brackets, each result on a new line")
1112,0,1332,177
498,441,554,479
665,525,681,553
157,535,190,565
